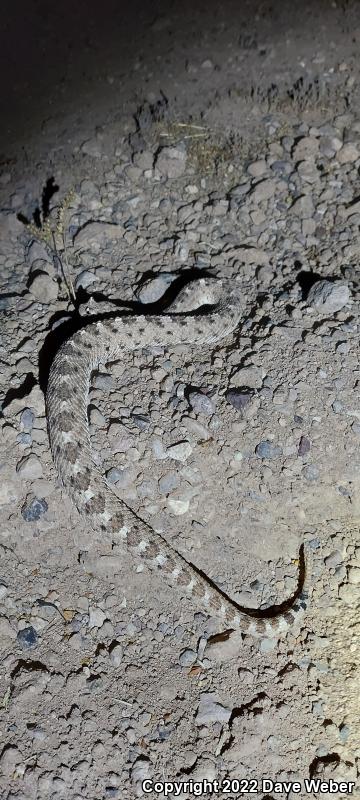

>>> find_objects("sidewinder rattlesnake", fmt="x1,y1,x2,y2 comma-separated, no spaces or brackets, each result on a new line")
46,276,311,638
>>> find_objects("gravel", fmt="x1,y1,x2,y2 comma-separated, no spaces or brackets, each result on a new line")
166,440,193,462
188,390,215,416
2,11,360,794
255,440,283,459
21,496,48,521
16,453,43,479
17,625,38,648
307,280,351,313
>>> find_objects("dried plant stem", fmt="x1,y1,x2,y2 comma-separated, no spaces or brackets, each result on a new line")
51,231,76,305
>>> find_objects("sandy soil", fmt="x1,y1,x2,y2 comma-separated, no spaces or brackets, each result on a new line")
0,1,360,798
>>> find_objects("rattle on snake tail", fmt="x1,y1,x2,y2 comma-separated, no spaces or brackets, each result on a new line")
46,277,311,637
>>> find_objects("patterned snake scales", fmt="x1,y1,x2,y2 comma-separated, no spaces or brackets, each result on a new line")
47,277,311,637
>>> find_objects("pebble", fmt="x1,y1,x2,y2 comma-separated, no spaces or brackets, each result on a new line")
338,584,354,604
226,388,254,412
17,431,32,447
270,160,292,176
332,400,343,414
302,464,320,481
347,566,360,585
131,413,150,430
324,550,343,569
167,496,190,515
320,135,342,157
106,467,125,485
188,391,215,416
156,144,187,178
206,631,245,662
255,440,283,458
92,373,115,390
109,643,123,666
174,238,190,261
234,246,268,266
74,221,123,249
158,471,180,494
259,637,277,653
292,136,320,161
0,583,8,600
307,280,350,313
88,606,107,628
51,313,72,330
195,692,232,725
152,437,167,460
136,273,174,304
289,194,314,218
201,58,214,69
16,453,43,480
17,625,38,649
0,745,21,776
182,416,211,441
28,272,58,302
131,756,151,787
251,179,277,203
89,407,106,426
231,365,263,388
337,142,359,163
27,239,52,265
0,479,18,507
21,496,48,521
179,648,197,666
75,270,98,290
20,408,35,431
298,435,311,456
247,159,267,177
297,160,319,184
167,440,193,462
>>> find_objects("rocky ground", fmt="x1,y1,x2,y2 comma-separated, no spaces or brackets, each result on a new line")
1,1,360,798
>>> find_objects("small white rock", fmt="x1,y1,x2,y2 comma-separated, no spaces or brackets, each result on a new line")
195,692,232,725
0,584,8,600
109,643,123,666
247,159,267,177
348,566,360,585
0,480,18,506
89,407,106,427
337,143,359,163
231,365,263,388
88,606,107,628
167,440,193,462
251,178,277,203
16,454,43,480
167,496,190,515
307,280,350,313
29,272,58,302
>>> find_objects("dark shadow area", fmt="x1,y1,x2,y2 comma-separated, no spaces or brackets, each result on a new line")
309,753,341,779
296,270,330,299
1,372,37,413
1,0,358,151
